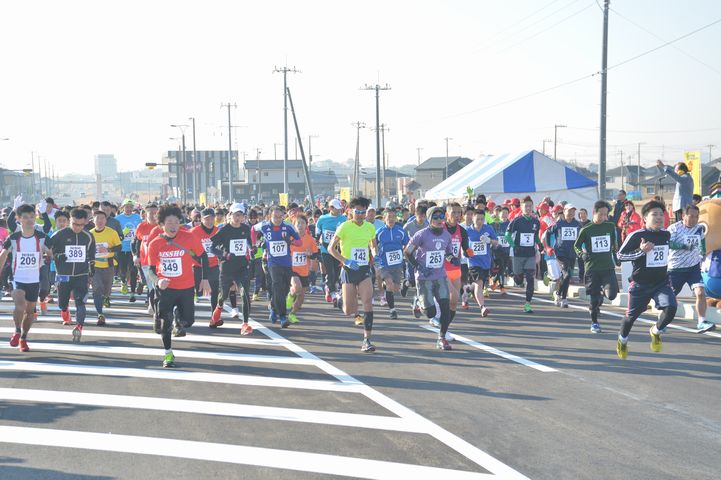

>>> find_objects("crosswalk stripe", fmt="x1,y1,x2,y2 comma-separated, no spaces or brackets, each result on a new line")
0,360,362,392
0,426,493,479
0,388,423,433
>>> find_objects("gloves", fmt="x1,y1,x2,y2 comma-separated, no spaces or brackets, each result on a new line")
13,195,23,210
37,200,48,215
344,259,360,270
465,248,474,257
446,255,460,266
545,247,555,257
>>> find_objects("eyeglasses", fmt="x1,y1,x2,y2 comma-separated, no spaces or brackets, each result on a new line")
354,209,367,215
431,213,446,220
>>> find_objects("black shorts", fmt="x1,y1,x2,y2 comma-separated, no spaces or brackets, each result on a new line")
340,265,371,286
461,263,469,284
292,273,310,287
468,267,490,285
14,282,40,303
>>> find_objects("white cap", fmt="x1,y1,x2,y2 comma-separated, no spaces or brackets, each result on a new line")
229,202,245,214
368,204,376,211
564,203,577,211
329,198,343,210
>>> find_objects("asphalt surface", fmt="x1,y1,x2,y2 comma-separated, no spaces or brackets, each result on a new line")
0,279,719,480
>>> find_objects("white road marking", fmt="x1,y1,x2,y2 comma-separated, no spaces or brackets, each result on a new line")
0,360,361,393
419,324,558,373
0,426,494,480
0,388,422,433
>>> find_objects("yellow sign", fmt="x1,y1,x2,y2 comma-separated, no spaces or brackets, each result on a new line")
685,151,702,195
198,193,206,206
279,192,288,207
339,187,351,203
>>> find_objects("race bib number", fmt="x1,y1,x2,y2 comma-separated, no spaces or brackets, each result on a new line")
470,240,487,256
685,235,701,250
230,238,248,256
519,233,534,247
323,230,334,244
17,252,39,270
268,240,287,257
451,240,461,257
646,245,669,268
351,248,368,266
591,235,610,253
292,251,308,267
96,242,110,259
498,236,509,248
123,227,135,241
65,245,86,263
561,227,577,241
161,257,182,277
425,250,444,269
201,238,215,257
385,249,403,266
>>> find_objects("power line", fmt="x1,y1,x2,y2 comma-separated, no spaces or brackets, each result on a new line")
567,125,721,134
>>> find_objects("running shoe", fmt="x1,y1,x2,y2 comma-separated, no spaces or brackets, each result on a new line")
40,301,48,315
285,294,295,310
361,338,376,353
649,327,662,353
436,337,452,351
413,298,422,319
697,321,716,333
429,317,441,328
96,314,106,327
19,339,29,352
590,323,602,334
480,305,489,317
354,314,365,326
269,309,278,324
173,326,186,337
163,352,176,368
120,283,129,295
523,302,533,314
560,298,569,308
103,297,111,308
211,307,223,323
280,316,290,328
500,287,507,296
445,331,455,342
61,310,73,326
553,291,561,306
389,308,398,319
72,324,82,343
288,312,300,324
543,272,550,287
231,308,240,319
129,295,136,303
616,338,628,359
252,293,260,302
461,300,469,310
400,280,409,298
336,296,343,311
240,323,253,335
324,288,332,303
9,333,20,347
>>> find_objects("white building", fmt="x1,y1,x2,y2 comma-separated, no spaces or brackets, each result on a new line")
94,154,117,180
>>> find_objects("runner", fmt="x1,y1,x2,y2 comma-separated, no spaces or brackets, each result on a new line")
288,214,319,324
443,202,470,326
547,204,581,308
50,208,95,342
466,208,498,316
0,204,50,352
667,204,714,332
258,205,301,328
146,205,211,367
574,200,619,333
89,209,122,326
115,199,142,301
209,203,253,333
328,197,378,352
491,205,511,295
190,208,221,322
506,196,543,313
403,203,428,311
133,203,160,319
616,200,675,359
374,206,410,319
315,199,347,304
404,206,456,350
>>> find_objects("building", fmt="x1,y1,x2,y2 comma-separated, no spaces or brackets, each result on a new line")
94,154,118,180
414,157,473,192
0,168,34,205
166,150,241,203
235,159,338,203
360,168,409,202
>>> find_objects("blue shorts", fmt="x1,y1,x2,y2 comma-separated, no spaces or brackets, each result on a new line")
669,264,703,295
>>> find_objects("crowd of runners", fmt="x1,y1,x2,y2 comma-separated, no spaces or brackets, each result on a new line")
0,184,714,366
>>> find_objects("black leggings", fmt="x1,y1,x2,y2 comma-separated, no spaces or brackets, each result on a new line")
585,270,618,323
269,265,292,317
321,252,341,294
117,252,138,292
194,266,220,311
556,257,575,299
157,287,195,350
514,270,535,302
219,266,250,321
58,275,89,326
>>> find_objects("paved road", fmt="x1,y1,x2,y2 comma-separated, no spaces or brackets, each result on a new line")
0,283,719,479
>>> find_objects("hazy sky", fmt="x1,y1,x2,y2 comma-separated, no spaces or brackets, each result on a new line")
1,0,720,176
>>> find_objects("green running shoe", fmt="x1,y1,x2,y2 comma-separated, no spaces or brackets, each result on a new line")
288,312,300,324
523,302,533,313
163,352,176,368
120,284,129,295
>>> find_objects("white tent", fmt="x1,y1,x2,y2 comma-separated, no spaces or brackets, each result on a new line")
424,150,599,212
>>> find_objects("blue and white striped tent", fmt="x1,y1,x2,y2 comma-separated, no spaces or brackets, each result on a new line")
424,150,598,211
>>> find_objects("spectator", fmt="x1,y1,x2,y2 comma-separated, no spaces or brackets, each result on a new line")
657,159,693,222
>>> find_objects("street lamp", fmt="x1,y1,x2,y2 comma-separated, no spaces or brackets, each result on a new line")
171,124,189,204
169,136,183,201
444,137,453,179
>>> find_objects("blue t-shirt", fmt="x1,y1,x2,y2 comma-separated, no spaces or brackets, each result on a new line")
115,213,142,253
315,213,347,254
375,224,409,269
466,224,497,270
258,221,300,268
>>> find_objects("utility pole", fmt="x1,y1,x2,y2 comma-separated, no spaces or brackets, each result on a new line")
707,144,716,163
256,148,262,202
444,137,452,179
542,139,552,155
361,83,391,207
553,124,566,161
372,124,389,197
598,0,610,200
171,124,189,205
273,65,300,195
189,117,198,204
636,142,645,191
618,150,625,190
30,152,36,200
416,147,423,166
308,135,319,173
351,122,366,197
220,102,237,202
286,87,315,204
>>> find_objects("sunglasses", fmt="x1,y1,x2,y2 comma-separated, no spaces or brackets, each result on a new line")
431,213,446,220
354,209,367,215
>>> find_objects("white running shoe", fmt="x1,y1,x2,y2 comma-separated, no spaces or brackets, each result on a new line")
445,331,455,342
231,308,240,318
